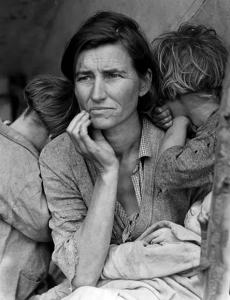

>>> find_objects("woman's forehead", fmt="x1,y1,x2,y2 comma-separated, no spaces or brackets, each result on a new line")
75,43,133,72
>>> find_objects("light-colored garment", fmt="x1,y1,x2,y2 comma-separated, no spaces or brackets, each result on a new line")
39,116,213,283
29,279,72,300
61,220,203,300
0,121,52,300
101,220,201,281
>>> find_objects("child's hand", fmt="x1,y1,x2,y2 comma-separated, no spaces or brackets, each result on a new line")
151,104,173,130
198,192,212,272
198,191,212,230
0,118,11,126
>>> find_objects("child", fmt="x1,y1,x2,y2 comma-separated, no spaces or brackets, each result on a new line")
0,74,78,300
151,24,228,210
152,23,228,156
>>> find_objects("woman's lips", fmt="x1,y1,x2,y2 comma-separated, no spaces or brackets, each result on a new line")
89,107,114,114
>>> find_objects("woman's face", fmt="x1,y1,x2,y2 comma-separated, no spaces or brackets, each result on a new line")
74,43,148,130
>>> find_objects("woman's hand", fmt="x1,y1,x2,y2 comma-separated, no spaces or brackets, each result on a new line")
151,104,173,130
150,228,180,244
67,110,119,174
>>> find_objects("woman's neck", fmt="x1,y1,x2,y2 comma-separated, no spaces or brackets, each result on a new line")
102,113,142,161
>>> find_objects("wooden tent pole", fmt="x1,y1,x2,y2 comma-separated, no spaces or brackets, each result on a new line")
202,59,230,300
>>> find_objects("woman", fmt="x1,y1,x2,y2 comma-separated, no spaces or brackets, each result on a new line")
39,11,206,297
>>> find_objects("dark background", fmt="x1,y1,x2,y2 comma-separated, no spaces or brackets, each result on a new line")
0,0,229,121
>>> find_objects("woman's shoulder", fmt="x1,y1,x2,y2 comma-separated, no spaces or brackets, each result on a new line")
143,116,165,143
40,132,84,167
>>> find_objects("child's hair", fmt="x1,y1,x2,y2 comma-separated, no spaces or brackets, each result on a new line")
24,74,79,138
152,23,229,102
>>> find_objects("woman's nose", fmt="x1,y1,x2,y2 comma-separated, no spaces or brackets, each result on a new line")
90,78,106,102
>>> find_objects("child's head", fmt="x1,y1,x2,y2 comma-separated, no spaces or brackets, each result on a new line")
24,74,79,139
152,24,228,105
184,192,212,235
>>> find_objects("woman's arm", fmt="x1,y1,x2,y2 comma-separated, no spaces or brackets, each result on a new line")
73,170,118,288
101,221,201,281
67,111,119,288
41,111,120,289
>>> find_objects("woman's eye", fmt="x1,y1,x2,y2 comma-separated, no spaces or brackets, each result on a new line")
77,76,92,82
106,73,120,79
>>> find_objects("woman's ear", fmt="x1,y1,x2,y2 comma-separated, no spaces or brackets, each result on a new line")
139,68,152,97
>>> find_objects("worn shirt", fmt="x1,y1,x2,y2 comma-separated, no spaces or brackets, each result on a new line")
40,116,212,283
115,118,150,243
0,121,52,300
154,110,218,209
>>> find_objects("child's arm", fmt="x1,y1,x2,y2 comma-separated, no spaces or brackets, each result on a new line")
157,116,192,161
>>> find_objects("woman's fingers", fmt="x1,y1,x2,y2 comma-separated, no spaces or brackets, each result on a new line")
67,111,93,153
67,110,88,132
151,236,163,244
141,231,161,244
66,111,118,172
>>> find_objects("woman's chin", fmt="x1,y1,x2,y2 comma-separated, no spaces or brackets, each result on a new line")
90,119,114,130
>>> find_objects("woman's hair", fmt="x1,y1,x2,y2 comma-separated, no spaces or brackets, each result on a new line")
61,10,158,113
24,74,79,138
152,23,229,103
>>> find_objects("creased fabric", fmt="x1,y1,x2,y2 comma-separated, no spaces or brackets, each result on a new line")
101,220,201,281
0,121,52,300
39,117,167,282
61,221,204,300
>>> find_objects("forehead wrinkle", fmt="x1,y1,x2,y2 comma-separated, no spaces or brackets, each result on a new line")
76,46,131,74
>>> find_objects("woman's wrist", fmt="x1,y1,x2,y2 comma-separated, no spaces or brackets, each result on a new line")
100,165,119,180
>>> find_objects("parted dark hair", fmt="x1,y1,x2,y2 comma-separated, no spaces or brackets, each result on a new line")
152,23,229,102
24,74,79,138
61,10,158,113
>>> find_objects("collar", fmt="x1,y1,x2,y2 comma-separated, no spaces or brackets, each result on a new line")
139,117,152,159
